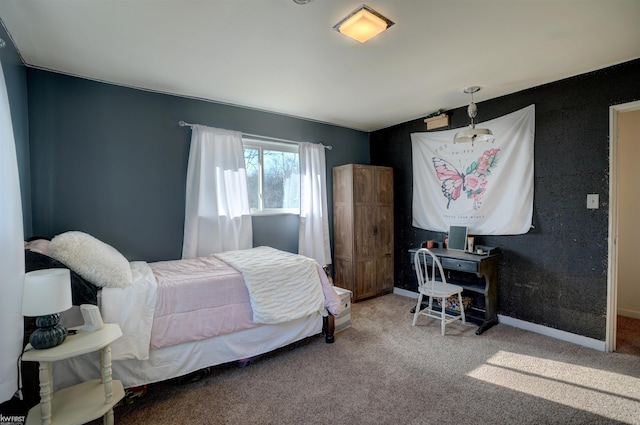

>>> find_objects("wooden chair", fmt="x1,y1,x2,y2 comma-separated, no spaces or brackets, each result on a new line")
412,248,466,335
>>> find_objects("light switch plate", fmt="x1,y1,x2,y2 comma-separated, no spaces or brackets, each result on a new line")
587,194,599,209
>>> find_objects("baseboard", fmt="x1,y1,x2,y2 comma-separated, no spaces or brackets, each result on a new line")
617,308,640,320
497,315,606,351
393,288,606,351
393,287,419,299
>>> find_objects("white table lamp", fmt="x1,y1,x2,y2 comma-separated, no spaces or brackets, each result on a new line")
22,268,73,349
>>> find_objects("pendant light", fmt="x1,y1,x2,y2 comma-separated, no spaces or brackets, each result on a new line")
453,86,493,145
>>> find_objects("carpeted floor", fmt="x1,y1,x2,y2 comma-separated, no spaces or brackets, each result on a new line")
93,295,640,425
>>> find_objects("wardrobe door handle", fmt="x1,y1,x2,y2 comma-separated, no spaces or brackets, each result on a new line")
372,225,378,236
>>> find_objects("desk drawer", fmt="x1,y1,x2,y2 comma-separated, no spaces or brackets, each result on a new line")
440,257,478,273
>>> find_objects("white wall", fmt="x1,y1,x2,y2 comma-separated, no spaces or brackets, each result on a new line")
617,109,640,318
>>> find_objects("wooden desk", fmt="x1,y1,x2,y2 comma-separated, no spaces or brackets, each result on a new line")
409,248,499,335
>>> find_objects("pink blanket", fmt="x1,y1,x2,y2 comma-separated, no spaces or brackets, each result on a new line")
148,256,258,349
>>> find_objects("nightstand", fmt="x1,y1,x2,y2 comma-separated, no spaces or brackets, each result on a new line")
22,323,125,425
333,286,352,333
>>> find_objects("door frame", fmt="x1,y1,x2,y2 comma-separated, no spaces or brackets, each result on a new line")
606,100,640,352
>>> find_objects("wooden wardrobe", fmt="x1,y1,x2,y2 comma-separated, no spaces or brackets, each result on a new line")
333,164,394,302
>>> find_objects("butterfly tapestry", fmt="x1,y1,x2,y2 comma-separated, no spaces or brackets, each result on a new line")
410,104,535,235
433,148,500,211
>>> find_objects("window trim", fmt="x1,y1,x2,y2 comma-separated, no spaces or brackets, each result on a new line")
243,137,300,216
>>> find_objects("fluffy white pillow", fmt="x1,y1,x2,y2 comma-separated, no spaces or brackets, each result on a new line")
49,231,132,289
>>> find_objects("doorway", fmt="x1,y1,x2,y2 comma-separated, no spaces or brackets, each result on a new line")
607,100,640,353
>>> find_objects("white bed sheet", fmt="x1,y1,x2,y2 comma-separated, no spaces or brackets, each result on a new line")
100,261,158,360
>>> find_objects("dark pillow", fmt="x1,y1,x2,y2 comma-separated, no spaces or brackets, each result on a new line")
25,250,98,306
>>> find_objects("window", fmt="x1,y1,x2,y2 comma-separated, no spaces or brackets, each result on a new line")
243,138,299,215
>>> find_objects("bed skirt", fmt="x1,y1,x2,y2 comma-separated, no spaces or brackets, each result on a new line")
52,313,324,390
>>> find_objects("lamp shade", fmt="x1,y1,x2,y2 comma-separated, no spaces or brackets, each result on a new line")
453,128,494,144
22,268,72,317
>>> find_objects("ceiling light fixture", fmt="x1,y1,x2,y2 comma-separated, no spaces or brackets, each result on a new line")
333,4,394,43
454,86,493,145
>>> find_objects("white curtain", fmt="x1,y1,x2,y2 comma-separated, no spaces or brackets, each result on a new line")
298,142,331,265
182,125,253,258
0,60,25,403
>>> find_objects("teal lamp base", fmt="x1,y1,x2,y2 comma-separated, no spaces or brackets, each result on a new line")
29,313,68,349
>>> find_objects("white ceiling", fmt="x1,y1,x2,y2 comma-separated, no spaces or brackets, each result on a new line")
1,0,639,132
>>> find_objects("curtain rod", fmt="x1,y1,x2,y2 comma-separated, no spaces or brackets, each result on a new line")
178,121,332,150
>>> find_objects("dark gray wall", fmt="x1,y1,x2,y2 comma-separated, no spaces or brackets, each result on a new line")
27,70,369,262
0,23,31,237
371,58,640,340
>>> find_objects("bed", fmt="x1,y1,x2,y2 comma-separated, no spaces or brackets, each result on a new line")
24,232,342,391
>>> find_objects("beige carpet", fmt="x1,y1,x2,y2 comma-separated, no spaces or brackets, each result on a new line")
96,295,640,425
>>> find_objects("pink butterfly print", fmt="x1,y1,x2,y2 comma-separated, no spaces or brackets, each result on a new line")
432,157,465,209
432,148,500,210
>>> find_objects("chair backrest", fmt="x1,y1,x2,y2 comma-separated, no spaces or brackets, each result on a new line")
414,248,447,293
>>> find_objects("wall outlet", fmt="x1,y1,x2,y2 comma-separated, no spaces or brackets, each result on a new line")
587,194,599,209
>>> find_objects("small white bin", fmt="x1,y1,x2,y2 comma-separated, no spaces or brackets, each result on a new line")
333,286,352,333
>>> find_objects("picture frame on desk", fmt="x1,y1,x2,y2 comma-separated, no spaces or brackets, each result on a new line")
447,225,468,251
